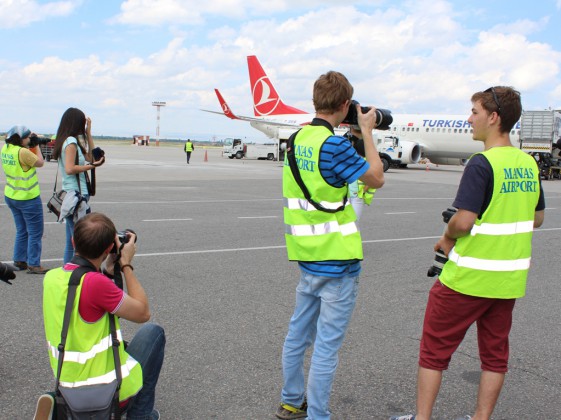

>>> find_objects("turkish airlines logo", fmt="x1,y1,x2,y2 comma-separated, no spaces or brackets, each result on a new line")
252,77,280,116
222,103,230,114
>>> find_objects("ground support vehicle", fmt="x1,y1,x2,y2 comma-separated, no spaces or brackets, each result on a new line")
223,138,278,160
519,110,561,180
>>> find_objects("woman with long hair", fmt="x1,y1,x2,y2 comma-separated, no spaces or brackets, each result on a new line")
52,108,105,263
1,126,49,274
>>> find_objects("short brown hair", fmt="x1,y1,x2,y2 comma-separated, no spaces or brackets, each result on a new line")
73,213,117,259
313,71,353,114
472,86,522,134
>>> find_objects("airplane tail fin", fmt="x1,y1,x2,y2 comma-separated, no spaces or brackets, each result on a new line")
214,89,240,120
247,55,307,117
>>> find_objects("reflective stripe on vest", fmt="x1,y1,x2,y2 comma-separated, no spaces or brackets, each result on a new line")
59,356,139,389
1,144,40,200
284,197,348,211
43,267,143,401
448,248,531,271
439,148,540,298
283,125,362,262
286,220,358,237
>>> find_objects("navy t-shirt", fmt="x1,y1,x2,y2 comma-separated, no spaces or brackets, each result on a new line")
453,153,545,216
296,118,369,278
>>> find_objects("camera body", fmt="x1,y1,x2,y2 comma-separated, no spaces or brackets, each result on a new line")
92,147,105,161
28,134,49,148
427,207,458,277
111,229,137,253
342,100,393,131
0,262,16,284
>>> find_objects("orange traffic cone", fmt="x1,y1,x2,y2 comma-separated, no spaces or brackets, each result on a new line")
204,150,208,162
425,163,430,171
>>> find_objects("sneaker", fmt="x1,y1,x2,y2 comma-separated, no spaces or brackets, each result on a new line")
13,261,28,271
390,415,416,420
150,409,160,420
33,393,54,420
276,400,308,419
27,266,49,275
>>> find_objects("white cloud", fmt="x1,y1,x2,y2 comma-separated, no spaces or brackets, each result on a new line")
0,0,80,28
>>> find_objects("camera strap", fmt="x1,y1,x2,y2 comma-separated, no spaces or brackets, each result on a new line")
286,130,347,214
56,256,123,418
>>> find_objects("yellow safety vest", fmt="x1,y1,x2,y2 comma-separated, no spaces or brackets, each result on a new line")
1,144,40,200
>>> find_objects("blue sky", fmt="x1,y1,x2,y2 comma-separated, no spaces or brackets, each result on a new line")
1,0,561,141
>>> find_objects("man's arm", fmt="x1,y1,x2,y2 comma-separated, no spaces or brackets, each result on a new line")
434,209,478,256
356,106,385,189
534,210,544,228
111,233,151,323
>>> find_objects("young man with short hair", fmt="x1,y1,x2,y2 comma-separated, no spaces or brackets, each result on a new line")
277,71,385,420
391,86,545,420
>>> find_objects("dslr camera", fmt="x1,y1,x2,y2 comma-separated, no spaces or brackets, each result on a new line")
28,134,49,148
427,207,458,278
92,146,105,161
342,100,393,131
0,262,16,285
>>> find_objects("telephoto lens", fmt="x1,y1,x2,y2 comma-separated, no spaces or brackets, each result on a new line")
0,262,16,284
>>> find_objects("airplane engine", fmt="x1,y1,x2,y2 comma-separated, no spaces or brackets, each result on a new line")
428,157,469,166
400,140,421,164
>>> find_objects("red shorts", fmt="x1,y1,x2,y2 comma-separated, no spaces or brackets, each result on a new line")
419,280,516,373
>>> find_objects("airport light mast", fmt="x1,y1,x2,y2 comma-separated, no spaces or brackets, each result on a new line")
152,101,166,146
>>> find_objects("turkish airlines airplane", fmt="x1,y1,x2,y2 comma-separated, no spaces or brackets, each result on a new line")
207,55,522,166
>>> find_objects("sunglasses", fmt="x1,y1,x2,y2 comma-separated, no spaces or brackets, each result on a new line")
484,87,501,115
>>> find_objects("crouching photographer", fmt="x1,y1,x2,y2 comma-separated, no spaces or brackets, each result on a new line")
35,212,165,420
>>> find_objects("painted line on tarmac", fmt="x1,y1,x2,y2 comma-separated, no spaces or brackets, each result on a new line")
385,212,416,215
34,227,561,263
237,216,278,219
142,218,193,222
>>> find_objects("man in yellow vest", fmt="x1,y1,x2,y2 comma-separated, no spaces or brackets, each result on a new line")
277,71,385,420
184,139,194,164
35,213,165,420
391,87,545,420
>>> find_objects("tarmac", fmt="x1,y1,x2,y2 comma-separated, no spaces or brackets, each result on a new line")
1,143,560,419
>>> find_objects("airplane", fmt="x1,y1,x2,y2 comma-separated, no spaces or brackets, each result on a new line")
205,55,522,167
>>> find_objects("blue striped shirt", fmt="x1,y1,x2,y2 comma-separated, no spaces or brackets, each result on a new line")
297,119,369,278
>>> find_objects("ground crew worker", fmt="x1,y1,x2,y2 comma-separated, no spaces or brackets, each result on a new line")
184,139,194,164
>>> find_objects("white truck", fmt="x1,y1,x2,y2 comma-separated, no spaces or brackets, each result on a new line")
222,138,278,160
519,110,561,179
375,135,421,172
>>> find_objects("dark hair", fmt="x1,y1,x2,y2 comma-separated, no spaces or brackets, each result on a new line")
52,107,87,160
313,71,353,114
73,213,117,259
472,86,522,133
6,134,23,147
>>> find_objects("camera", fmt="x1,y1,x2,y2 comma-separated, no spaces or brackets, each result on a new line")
28,134,49,148
342,100,393,130
111,229,137,253
427,207,458,278
92,147,105,161
0,262,16,285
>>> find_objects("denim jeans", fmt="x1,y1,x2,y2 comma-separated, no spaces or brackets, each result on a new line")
126,323,166,419
281,270,360,420
63,194,89,264
5,195,44,266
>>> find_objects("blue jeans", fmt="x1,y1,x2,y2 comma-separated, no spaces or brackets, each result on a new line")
63,195,89,264
5,195,44,266
126,323,166,419
281,270,360,420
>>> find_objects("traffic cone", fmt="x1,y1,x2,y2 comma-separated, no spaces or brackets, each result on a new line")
426,163,430,171
204,150,208,162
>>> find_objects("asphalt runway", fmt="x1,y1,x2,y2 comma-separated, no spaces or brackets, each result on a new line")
1,143,560,419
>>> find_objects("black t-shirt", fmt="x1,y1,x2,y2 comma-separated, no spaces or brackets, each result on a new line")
453,153,546,217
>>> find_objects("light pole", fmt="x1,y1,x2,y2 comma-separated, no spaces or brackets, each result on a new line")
152,101,166,146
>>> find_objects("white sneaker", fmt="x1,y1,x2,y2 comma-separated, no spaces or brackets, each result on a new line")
33,393,54,420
